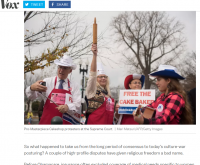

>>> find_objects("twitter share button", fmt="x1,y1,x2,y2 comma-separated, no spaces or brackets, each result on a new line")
23,1,45,8
49,1,71,8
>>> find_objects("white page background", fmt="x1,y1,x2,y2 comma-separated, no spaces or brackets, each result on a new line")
0,1,199,164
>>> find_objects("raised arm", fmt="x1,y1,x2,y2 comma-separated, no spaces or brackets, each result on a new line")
86,44,98,99
90,44,97,72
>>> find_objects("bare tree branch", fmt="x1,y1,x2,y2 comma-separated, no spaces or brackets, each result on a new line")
110,11,186,88
24,11,107,74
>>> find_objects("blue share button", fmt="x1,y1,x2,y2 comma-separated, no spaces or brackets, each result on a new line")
49,1,71,8
23,1,45,8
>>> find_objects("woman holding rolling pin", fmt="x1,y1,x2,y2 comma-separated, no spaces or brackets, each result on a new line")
85,44,114,124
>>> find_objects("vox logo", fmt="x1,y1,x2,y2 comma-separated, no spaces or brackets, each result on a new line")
1,0,19,9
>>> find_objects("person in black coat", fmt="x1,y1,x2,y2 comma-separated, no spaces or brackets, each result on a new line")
188,88,196,124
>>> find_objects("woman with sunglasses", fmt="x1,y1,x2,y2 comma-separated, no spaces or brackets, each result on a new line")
115,74,145,124
133,65,193,124
85,44,114,124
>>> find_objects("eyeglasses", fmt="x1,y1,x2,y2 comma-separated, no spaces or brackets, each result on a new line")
131,82,141,85
58,66,71,70
97,76,108,79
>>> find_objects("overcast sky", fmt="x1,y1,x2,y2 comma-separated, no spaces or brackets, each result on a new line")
25,11,196,89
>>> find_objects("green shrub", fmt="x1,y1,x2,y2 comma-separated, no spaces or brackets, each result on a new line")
32,101,40,112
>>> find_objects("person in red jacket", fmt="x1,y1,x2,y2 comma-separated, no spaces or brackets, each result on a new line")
115,74,145,124
133,65,193,124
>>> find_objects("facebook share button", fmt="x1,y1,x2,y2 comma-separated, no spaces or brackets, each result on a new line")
49,1,71,8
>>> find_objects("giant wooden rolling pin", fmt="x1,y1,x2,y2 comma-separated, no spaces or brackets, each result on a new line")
93,17,97,44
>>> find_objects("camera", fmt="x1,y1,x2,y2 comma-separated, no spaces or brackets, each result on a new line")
40,82,46,86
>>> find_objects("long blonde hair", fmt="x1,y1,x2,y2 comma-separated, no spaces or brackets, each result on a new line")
165,78,193,124
96,77,111,97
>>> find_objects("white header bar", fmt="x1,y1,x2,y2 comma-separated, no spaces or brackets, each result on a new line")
1,0,200,11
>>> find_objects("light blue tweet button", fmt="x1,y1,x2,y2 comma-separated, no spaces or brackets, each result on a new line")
23,1,45,8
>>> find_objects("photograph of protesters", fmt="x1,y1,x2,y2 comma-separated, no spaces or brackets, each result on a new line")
25,55,81,124
24,11,195,125
85,44,114,124
115,74,145,124
133,65,193,124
